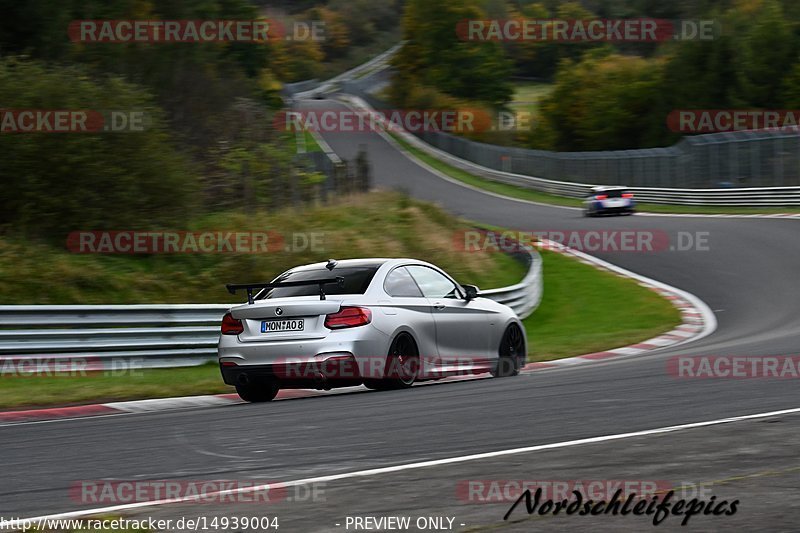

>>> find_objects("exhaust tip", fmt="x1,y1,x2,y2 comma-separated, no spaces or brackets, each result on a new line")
237,373,250,386
313,371,331,390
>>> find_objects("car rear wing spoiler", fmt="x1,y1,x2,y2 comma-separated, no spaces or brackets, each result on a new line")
226,277,345,304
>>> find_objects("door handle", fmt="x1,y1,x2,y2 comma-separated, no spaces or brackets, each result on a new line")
433,302,446,310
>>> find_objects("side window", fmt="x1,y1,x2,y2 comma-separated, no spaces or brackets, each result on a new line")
383,267,423,297
406,266,461,299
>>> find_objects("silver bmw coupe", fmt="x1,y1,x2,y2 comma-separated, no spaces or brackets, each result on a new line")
218,258,527,401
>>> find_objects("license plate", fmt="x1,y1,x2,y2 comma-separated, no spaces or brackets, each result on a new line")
261,319,305,333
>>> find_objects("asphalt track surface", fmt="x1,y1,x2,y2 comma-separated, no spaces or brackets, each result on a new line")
2,97,800,530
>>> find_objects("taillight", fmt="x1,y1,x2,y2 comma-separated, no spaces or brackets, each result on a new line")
325,306,372,329
622,192,634,198
595,194,608,200
221,312,244,335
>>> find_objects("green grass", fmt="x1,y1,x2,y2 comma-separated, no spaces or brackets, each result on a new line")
302,130,322,152
509,81,553,117
524,250,681,361
294,129,322,153
390,133,800,215
0,191,525,304
0,363,230,410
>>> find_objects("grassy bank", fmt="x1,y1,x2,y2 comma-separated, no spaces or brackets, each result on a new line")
526,249,681,360
509,81,553,118
0,363,230,410
0,191,524,305
390,133,800,215
299,129,322,152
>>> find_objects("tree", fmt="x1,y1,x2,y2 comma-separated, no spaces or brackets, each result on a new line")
391,0,513,108
0,59,196,239
305,6,351,61
508,1,604,80
537,51,668,150
736,0,795,107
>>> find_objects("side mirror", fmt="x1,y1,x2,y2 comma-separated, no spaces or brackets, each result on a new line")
463,284,480,301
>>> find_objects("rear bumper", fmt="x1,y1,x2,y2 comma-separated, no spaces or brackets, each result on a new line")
594,202,635,215
589,200,635,215
218,326,391,386
598,206,634,214
220,354,364,389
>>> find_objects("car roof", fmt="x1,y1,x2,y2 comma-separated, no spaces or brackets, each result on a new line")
286,258,440,275
288,258,390,272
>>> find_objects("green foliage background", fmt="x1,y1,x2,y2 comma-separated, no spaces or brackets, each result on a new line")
389,0,800,151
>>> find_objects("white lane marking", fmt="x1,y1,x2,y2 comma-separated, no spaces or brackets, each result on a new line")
637,212,800,219
0,412,141,429
4,405,800,528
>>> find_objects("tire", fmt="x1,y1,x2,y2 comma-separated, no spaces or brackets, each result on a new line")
492,324,525,378
235,378,280,402
364,334,420,390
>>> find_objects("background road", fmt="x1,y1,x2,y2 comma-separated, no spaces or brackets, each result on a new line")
2,97,799,530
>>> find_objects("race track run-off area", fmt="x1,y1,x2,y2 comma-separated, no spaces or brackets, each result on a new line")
2,98,800,532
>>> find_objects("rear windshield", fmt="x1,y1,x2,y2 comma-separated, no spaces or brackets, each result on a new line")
258,266,379,299
605,189,628,198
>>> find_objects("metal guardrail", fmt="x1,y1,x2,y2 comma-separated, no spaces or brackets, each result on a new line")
482,249,542,320
340,94,800,206
0,249,542,370
0,305,230,370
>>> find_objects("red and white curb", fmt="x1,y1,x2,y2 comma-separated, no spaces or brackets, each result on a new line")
0,390,336,424
522,239,716,373
0,375,492,425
